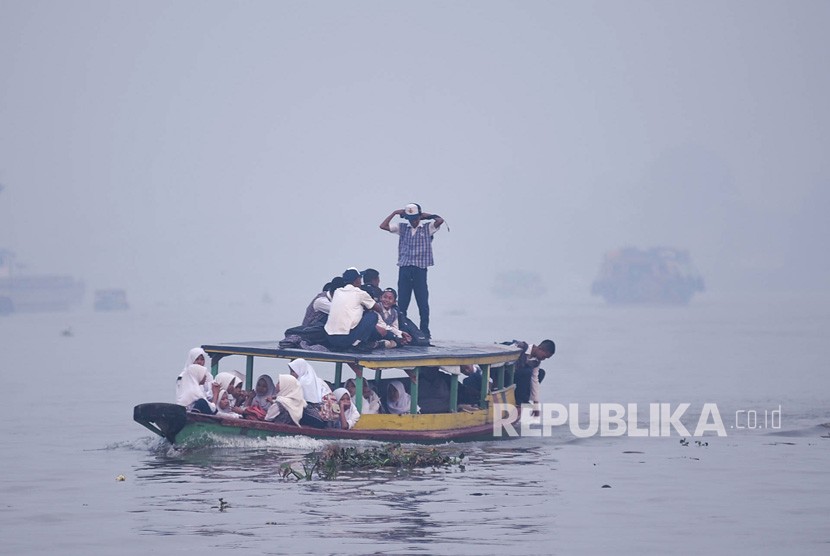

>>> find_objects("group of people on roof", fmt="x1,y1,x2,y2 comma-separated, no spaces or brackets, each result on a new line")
283,204,443,353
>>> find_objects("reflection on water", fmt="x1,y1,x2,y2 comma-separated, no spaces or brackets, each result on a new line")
127,438,559,554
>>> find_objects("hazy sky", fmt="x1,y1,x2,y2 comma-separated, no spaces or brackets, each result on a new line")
1,1,828,308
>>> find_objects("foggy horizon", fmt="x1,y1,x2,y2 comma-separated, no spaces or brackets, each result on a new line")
2,1,828,311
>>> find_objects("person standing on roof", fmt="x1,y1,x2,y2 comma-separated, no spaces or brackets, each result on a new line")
380,203,444,339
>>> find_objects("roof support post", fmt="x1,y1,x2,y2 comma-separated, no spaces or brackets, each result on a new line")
479,364,490,409
410,367,420,414
353,366,364,413
246,356,254,390
506,363,515,387
496,364,505,390
334,362,343,388
450,373,458,413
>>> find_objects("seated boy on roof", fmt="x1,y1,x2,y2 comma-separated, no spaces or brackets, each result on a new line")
325,268,409,352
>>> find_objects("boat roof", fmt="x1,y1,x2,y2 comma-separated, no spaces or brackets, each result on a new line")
201,340,523,369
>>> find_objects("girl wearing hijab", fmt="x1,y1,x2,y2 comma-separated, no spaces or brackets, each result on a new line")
386,380,416,415
183,347,214,402
215,389,242,419
289,358,335,428
265,374,307,426
288,358,331,403
215,371,246,407
330,388,360,429
176,364,217,414
343,378,381,415
361,380,382,415
247,374,276,411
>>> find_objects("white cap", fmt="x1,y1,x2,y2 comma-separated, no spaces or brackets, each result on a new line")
404,203,421,216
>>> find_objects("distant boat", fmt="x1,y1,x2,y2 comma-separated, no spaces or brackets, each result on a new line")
0,250,84,315
591,246,705,305
94,289,129,311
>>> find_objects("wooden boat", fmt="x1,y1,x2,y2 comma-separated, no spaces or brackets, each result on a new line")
134,340,523,444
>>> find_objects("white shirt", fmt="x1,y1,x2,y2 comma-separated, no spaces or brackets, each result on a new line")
324,285,377,335
526,344,541,404
388,220,439,236
312,292,332,313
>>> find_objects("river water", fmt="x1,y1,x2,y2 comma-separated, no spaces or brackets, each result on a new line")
1,293,828,554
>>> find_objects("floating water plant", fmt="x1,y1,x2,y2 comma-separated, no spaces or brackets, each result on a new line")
280,443,466,481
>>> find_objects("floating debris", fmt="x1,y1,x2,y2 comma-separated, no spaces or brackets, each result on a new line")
281,443,466,481
601,484,612,488
115,474,126,482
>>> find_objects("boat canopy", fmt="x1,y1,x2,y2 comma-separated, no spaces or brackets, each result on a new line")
201,340,522,369
201,340,523,414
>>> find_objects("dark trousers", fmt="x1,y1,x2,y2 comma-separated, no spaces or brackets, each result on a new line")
191,398,216,414
327,311,381,351
514,367,546,405
398,265,430,337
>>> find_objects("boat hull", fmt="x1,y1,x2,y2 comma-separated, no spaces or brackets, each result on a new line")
134,386,518,444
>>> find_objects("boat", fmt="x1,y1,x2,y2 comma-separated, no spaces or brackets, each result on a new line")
134,341,524,444
591,246,705,305
0,249,85,315
94,289,129,311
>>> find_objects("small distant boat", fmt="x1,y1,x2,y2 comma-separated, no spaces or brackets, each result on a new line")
591,246,705,305
0,250,84,315
94,289,129,311
134,341,523,444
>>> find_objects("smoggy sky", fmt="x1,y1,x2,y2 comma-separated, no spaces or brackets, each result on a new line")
1,1,828,308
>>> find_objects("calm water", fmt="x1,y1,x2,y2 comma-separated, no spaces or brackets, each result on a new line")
1,293,828,554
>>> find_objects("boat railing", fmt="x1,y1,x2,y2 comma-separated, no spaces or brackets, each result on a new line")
203,348,520,415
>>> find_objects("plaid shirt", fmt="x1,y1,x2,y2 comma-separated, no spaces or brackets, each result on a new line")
397,222,435,268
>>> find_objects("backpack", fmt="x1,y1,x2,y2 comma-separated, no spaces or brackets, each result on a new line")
399,316,431,346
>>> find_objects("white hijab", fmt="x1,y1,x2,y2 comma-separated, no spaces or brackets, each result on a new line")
176,364,210,408
251,374,276,409
183,347,208,372
361,386,381,415
333,388,360,429
215,371,242,392
387,380,412,415
288,358,330,403
215,389,240,419
269,374,307,425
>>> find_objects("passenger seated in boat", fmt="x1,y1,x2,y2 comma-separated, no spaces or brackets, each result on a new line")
183,347,215,403
215,389,242,419
378,288,412,348
264,374,307,426
345,378,357,399
176,363,217,414
246,374,276,412
359,268,383,301
302,277,345,327
343,377,381,414
290,358,331,401
511,339,555,406
457,364,489,405
329,388,360,429
289,358,336,428
361,380,383,414
417,367,453,413
215,371,246,407
386,380,417,414
324,268,389,352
